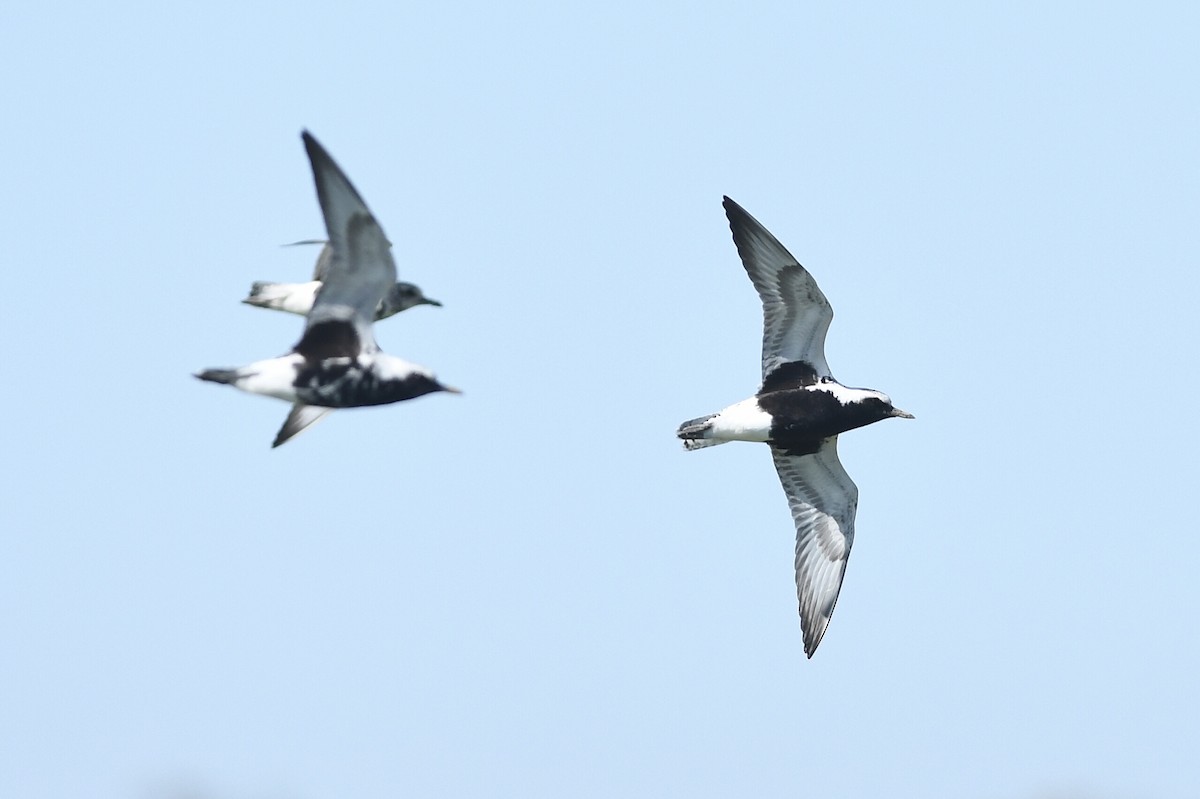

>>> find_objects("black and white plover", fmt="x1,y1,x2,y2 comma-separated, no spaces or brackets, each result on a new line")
243,239,441,319
677,196,913,657
196,131,459,447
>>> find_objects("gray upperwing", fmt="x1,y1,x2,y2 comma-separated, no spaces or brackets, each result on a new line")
770,437,859,658
301,131,395,350
723,196,835,382
310,241,334,282
280,238,330,281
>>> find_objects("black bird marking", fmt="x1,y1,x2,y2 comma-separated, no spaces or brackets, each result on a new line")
194,130,459,447
676,196,913,657
294,320,361,361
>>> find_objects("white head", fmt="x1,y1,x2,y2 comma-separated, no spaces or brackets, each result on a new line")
817,380,914,419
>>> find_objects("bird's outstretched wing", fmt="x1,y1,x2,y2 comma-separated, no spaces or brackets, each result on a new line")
771,437,859,657
298,131,394,354
723,196,834,382
273,403,333,448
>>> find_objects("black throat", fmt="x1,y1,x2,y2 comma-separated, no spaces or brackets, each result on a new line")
758,382,894,456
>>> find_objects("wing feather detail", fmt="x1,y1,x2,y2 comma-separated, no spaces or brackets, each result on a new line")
723,196,834,381
771,438,859,657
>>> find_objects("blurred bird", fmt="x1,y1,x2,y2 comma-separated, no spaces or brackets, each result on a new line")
243,238,441,320
196,131,459,447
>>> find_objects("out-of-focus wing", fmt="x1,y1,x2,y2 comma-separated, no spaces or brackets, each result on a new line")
299,131,395,354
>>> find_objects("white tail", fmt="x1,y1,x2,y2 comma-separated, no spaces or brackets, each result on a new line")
242,281,318,316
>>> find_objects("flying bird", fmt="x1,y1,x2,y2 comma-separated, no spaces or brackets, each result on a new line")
243,239,441,319
677,196,913,657
196,131,459,447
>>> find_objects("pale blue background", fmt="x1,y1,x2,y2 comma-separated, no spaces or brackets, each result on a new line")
2,2,1197,798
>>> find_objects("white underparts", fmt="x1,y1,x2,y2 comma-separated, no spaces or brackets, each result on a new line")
231,353,307,402
708,397,773,443
249,281,321,316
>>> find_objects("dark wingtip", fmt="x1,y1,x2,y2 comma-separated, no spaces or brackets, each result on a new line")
301,130,326,163
299,129,369,217
722,195,756,231
271,416,302,448
800,605,826,659
803,628,817,658
721,196,755,244
301,130,340,180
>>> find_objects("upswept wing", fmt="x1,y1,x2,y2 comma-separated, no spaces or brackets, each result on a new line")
771,438,859,658
280,239,332,281
300,131,395,352
306,241,334,282
723,196,834,381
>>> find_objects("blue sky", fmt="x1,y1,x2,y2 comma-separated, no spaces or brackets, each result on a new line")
2,2,1198,797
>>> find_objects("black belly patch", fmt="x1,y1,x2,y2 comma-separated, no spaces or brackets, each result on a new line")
292,360,444,408
761,387,892,450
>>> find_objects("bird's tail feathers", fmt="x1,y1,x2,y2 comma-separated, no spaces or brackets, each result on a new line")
242,281,289,308
195,368,239,385
676,414,725,451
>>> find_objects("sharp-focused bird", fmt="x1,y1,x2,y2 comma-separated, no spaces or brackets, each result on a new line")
677,196,913,657
196,131,459,447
